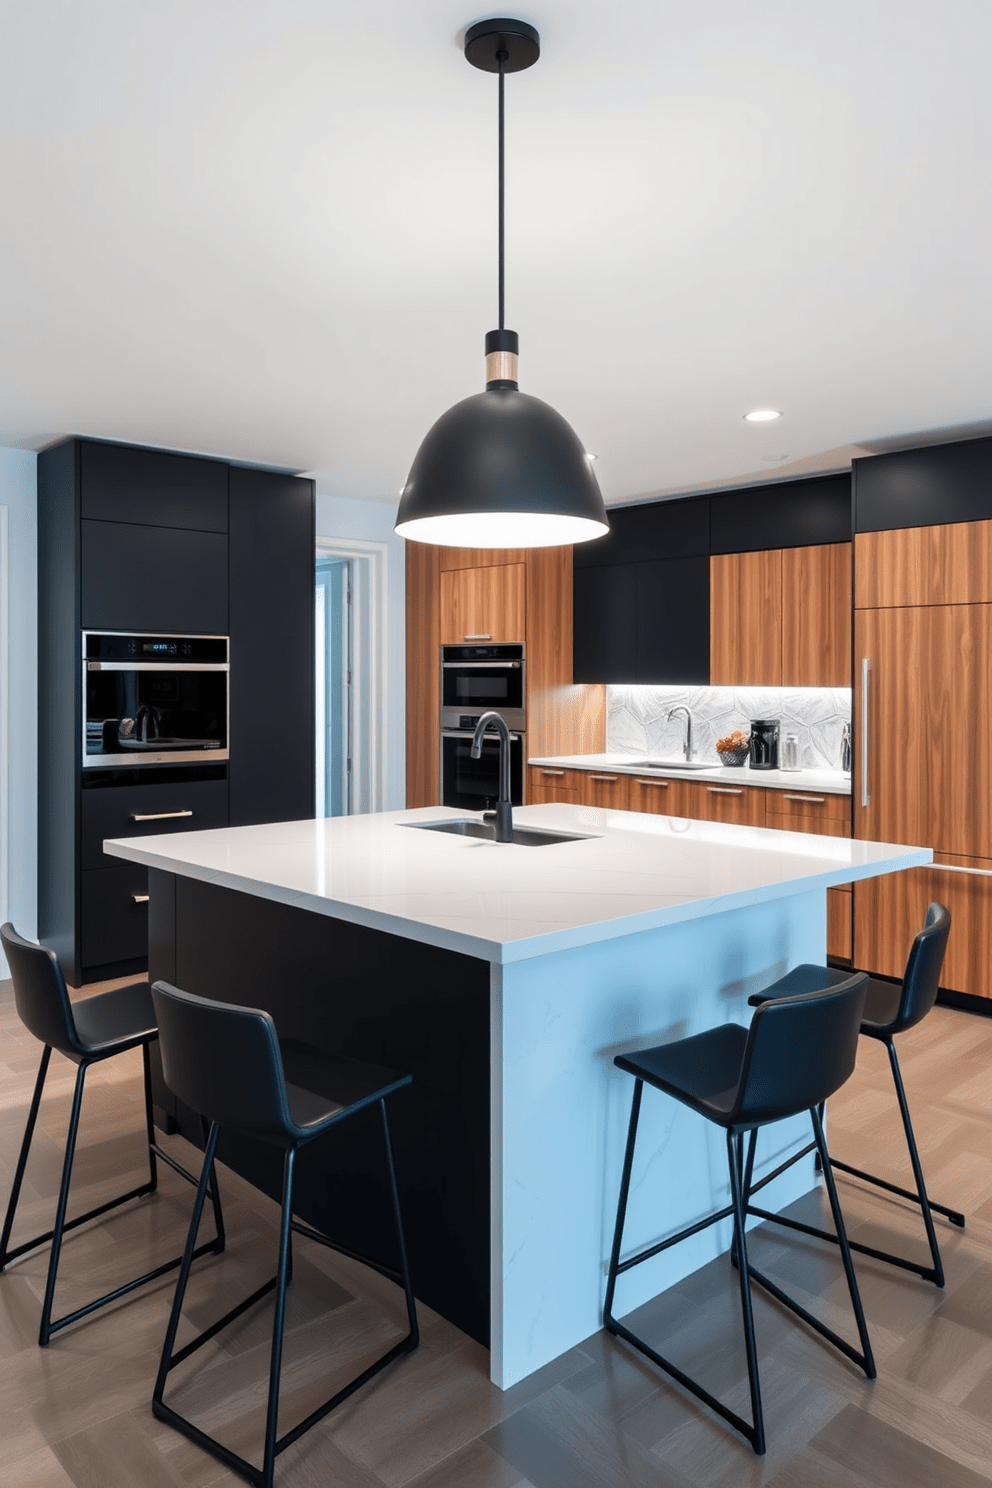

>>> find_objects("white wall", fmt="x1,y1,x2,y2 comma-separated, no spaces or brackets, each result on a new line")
0,447,38,972
316,491,406,810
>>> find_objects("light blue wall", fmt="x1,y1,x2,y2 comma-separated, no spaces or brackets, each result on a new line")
315,491,406,810
1,447,38,957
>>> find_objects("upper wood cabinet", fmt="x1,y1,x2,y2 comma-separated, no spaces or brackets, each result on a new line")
440,562,526,644
711,543,851,687
855,520,992,609
781,543,851,686
710,550,782,686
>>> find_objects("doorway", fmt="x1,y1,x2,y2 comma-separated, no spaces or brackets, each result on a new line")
315,536,388,816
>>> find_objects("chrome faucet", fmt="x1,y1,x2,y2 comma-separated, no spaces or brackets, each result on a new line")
470,710,513,843
667,705,695,762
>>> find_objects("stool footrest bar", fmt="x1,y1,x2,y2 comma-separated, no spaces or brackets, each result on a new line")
289,1220,406,1287
0,1179,155,1267
168,1275,278,1369
616,1203,735,1277
747,1203,941,1283
829,1157,966,1226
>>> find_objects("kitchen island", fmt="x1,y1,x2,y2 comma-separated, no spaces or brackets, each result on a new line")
105,804,929,1388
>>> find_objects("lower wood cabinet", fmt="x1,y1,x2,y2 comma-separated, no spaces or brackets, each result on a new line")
764,787,852,838
528,766,578,804
576,771,629,810
681,779,766,826
627,775,689,817
853,855,992,1000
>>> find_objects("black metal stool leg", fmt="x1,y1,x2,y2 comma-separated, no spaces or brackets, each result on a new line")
259,1148,296,1488
886,1039,946,1284
39,1060,89,1346
0,1045,52,1268
726,1129,765,1455
153,1121,223,1411
380,1099,419,1342
810,1106,875,1376
141,1042,160,1193
604,1080,643,1327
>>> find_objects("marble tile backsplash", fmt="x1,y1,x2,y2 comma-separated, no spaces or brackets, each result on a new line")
607,686,853,772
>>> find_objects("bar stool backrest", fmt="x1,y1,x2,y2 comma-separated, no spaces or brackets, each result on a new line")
1,922,85,1059
151,981,296,1147
733,971,869,1128
889,902,951,1036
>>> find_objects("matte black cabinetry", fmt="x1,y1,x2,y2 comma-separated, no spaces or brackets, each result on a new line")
574,500,710,684
228,466,315,827
38,438,315,985
854,436,992,532
573,475,852,684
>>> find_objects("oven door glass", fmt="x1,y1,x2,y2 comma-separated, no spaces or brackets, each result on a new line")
84,666,229,765
441,732,524,810
441,665,524,715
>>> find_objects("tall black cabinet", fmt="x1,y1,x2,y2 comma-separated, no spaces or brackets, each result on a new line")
38,438,315,986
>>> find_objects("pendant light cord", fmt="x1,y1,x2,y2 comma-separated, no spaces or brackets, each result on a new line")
498,48,506,331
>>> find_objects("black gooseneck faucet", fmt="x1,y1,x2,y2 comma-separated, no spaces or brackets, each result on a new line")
470,710,514,843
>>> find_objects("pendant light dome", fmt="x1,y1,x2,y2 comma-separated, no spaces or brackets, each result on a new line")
395,18,610,550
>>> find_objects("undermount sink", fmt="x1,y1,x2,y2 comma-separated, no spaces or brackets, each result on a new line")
405,819,593,847
623,758,715,771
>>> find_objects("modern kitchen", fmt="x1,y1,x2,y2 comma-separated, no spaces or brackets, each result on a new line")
1,5,991,1488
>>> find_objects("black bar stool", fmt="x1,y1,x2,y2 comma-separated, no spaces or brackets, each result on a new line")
0,923,224,1346
605,971,875,1456
150,980,419,1488
746,902,964,1287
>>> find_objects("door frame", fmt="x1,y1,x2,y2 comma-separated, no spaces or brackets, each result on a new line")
315,534,388,814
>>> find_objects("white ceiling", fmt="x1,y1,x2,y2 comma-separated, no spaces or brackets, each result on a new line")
2,0,990,506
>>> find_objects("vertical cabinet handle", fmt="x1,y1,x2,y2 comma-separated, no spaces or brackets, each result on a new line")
860,657,870,809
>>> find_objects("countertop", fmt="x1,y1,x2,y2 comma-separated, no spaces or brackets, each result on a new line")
105,804,926,965
528,752,852,795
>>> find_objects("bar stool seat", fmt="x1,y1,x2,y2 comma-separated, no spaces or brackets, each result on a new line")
605,970,875,1456
150,980,419,1488
0,923,224,1347
746,902,964,1287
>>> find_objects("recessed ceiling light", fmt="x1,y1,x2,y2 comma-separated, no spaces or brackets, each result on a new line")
743,409,783,423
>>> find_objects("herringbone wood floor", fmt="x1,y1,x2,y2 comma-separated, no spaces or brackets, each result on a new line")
1,973,990,1488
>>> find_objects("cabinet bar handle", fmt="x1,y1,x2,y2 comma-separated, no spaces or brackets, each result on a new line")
132,894,150,904
588,774,618,783
861,657,870,809
707,786,742,796
463,633,491,641
634,778,669,787
931,862,992,878
539,769,565,777
783,794,826,804
130,810,194,822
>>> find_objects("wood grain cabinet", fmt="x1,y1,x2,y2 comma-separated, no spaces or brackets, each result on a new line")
764,788,852,838
626,774,690,818
528,766,579,804
710,543,851,687
440,562,525,644
575,771,630,810
681,779,766,827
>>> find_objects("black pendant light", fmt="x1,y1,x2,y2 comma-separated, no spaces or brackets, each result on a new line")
395,18,610,549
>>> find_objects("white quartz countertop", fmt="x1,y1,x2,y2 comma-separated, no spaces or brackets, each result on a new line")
528,753,852,795
105,805,928,965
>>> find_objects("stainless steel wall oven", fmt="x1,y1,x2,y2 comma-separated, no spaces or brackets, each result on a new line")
83,631,229,768
439,643,525,809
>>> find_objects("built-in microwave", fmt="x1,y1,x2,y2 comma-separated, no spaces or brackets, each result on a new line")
82,631,229,768
440,644,525,731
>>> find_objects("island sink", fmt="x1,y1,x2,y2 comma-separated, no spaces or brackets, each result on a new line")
406,819,593,847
